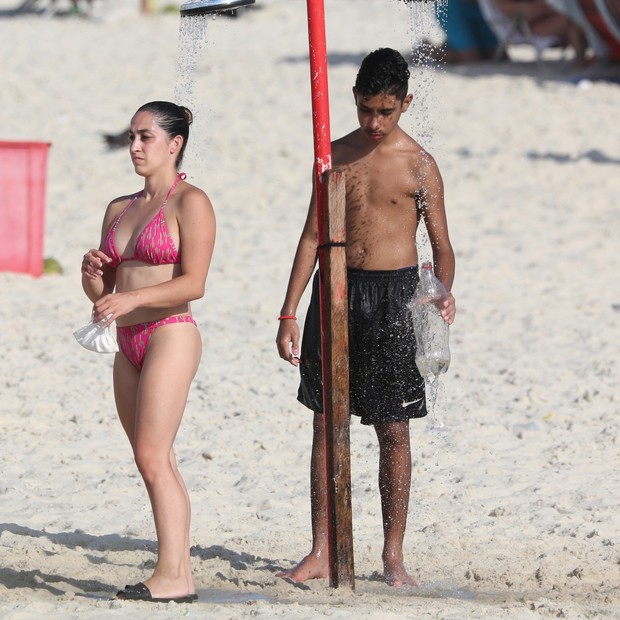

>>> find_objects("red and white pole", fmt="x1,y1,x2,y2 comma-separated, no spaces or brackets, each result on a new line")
306,0,332,231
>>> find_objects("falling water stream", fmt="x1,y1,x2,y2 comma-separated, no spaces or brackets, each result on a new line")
174,14,210,106
406,0,446,149
403,0,451,442
174,13,213,178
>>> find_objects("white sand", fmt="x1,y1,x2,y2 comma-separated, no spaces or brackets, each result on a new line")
0,0,619,618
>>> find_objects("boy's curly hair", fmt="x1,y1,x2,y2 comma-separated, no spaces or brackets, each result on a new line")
354,48,410,101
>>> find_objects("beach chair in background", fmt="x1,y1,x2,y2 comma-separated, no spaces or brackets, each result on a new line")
14,0,60,14
13,0,40,12
13,0,94,16
478,0,565,60
547,0,620,60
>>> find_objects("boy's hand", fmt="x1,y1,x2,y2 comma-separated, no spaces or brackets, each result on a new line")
441,292,456,325
276,319,301,366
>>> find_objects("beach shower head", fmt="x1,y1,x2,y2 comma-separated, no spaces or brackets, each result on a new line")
180,0,255,17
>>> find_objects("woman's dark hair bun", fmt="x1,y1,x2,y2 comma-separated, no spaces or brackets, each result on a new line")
181,106,193,126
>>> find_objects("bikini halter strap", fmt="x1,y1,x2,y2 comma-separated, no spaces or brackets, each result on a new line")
163,171,186,205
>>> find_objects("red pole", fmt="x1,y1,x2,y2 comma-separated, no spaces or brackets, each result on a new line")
306,0,332,221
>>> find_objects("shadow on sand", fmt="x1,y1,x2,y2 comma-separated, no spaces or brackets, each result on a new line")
0,522,284,601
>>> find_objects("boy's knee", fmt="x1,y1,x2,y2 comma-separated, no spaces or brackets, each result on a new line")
375,420,410,446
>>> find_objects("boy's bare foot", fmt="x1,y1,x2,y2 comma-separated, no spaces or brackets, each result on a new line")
276,552,329,582
383,558,417,588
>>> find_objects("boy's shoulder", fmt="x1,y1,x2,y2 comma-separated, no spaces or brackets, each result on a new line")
332,127,437,169
392,129,440,171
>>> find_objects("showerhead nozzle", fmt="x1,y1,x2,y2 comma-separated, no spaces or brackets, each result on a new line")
180,0,255,17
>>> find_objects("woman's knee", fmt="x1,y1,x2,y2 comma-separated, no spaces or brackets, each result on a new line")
134,445,170,484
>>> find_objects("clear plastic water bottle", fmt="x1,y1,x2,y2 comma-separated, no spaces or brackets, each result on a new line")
410,261,451,380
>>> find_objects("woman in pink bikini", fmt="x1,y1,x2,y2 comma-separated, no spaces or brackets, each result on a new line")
81,101,215,604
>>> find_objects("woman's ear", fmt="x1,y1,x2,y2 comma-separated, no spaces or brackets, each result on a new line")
170,135,183,155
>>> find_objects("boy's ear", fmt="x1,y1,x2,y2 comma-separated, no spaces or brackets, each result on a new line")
401,93,413,111
352,87,358,102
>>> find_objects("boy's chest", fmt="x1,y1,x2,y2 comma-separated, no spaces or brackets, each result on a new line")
342,159,421,207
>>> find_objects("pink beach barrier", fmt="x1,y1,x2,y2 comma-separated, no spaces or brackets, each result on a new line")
0,141,51,277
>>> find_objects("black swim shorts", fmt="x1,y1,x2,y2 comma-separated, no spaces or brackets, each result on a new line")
297,266,427,425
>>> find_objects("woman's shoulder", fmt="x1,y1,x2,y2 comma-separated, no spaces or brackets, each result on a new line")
173,182,215,233
177,181,214,212
102,191,141,226
97,191,138,240
107,190,140,212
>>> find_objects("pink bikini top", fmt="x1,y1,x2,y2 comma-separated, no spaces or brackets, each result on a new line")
102,173,185,268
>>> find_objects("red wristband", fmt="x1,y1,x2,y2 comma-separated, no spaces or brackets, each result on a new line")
278,315,297,321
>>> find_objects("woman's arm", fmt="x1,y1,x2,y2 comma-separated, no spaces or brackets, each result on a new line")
81,200,119,303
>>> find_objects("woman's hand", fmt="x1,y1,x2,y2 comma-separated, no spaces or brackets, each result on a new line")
93,291,138,327
82,249,111,280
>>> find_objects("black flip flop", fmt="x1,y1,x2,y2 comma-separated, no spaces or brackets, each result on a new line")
116,582,198,603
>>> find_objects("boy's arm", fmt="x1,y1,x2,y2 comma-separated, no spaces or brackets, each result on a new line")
419,154,456,324
276,190,319,366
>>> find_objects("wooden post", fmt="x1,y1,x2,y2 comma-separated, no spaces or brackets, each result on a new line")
306,0,354,589
319,168,355,590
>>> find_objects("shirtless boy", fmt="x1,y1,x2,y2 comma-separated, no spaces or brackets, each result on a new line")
275,48,456,587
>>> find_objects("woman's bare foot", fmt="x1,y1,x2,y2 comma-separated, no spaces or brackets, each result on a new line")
276,552,329,582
